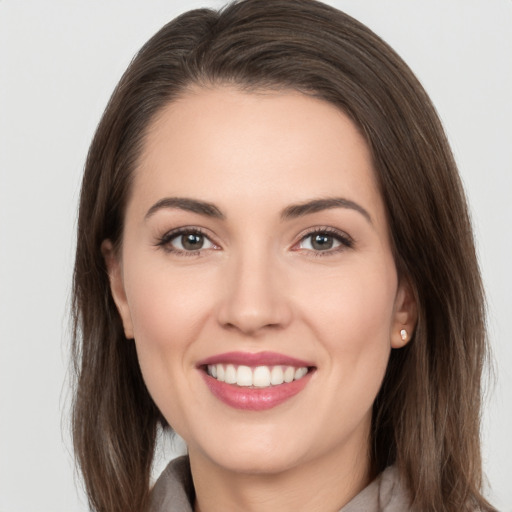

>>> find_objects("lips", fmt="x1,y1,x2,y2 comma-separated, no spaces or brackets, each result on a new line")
197,351,315,410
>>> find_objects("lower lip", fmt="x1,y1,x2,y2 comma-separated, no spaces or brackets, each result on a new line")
201,370,313,411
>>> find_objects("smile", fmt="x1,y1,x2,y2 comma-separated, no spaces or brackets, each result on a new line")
198,352,315,410
206,364,309,388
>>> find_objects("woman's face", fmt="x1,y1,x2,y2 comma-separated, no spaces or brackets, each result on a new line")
105,87,415,476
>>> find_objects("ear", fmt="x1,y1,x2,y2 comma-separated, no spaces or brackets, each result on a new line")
390,276,418,349
101,239,134,340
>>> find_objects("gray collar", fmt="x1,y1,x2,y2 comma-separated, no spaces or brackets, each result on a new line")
149,456,411,512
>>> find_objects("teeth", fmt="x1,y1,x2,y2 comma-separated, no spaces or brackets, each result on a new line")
284,366,295,383
225,364,237,384
270,366,284,385
294,367,308,380
236,365,253,386
253,366,271,387
206,364,309,388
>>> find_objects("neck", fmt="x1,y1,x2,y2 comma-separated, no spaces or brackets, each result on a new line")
189,441,372,512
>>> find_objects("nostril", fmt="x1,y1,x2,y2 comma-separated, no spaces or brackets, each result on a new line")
215,271,293,334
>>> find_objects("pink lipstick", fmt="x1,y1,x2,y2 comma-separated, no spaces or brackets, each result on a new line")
197,351,315,411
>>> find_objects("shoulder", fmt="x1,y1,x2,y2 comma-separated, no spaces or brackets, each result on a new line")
149,456,194,512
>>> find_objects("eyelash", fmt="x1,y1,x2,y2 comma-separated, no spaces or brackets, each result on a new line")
293,227,354,257
155,227,216,257
155,226,354,257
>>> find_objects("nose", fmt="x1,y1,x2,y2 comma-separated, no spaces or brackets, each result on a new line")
216,248,293,336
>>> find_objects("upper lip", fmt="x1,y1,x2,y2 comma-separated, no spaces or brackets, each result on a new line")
197,351,314,368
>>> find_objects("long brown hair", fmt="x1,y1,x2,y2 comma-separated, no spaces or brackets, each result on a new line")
71,1,494,511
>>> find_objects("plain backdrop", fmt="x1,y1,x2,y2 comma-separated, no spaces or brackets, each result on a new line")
0,1,511,511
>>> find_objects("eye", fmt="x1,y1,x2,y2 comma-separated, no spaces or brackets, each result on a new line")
296,228,353,254
172,232,214,251
156,228,217,255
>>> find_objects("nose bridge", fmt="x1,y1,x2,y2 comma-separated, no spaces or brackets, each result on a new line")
217,238,291,335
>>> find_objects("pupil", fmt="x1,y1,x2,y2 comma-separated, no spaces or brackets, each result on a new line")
182,233,203,250
312,234,333,250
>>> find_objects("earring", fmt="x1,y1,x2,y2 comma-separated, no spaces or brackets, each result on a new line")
400,329,408,342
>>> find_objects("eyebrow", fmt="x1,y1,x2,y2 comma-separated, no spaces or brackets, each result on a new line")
280,197,372,224
144,196,371,224
145,197,225,220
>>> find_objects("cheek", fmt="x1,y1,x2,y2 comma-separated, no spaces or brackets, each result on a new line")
120,255,217,419
302,262,397,425
124,257,214,348
123,279,213,442
301,261,397,342
295,258,397,404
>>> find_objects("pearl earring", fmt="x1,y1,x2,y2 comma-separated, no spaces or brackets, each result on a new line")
400,329,408,341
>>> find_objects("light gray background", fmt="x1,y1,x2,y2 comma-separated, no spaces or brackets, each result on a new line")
0,1,511,511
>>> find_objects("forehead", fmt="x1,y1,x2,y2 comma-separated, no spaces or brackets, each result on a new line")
132,86,385,227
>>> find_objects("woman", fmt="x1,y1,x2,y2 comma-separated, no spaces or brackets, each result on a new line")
71,1,495,511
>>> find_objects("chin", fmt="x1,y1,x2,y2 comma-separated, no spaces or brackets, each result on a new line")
188,429,309,476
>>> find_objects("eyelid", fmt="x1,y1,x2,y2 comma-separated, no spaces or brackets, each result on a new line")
155,226,221,256
291,226,354,254
154,225,353,257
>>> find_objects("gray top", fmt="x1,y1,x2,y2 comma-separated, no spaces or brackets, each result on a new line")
149,456,412,511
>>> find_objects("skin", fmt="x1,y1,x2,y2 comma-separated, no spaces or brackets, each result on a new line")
103,86,417,512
